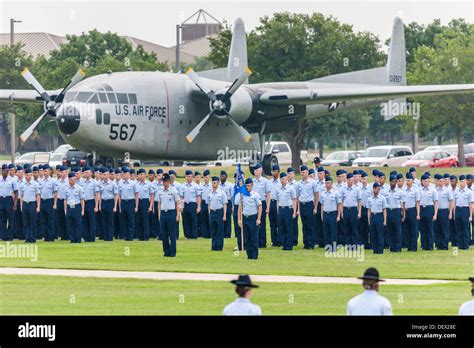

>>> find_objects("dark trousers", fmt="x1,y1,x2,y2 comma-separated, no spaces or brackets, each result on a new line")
182,202,198,239
82,200,96,242
14,198,23,240
269,200,279,246
200,201,210,238
101,200,115,241
401,213,408,249
224,201,232,238
455,207,470,250
150,201,159,238
420,205,434,250
449,218,457,246
278,207,293,250
322,211,337,245
210,208,224,251
292,212,299,246
136,199,150,240
0,196,14,241
243,214,259,259
160,210,177,257
41,198,55,241
56,199,67,240
233,208,242,250
405,207,418,251
67,205,82,243
370,213,384,254
314,202,324,247
114,208,122,239
300,201,315,249
22,201,37,243
258,200,267,248
359,207,370,249
121,200,135,241
387,208,402,252
95,209,103,239
434,209,449,250
343,206,359,245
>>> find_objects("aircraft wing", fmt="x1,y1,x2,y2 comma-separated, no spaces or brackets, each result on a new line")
259,84,474,105
0,89,62,104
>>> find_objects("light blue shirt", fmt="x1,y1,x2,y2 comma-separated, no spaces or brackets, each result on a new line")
403,186,420,209
436,186,453,210
100,180,118,200
252,176,270,200
320,189,342,212
241,191,261,216
57,178,69,200
137,181,153,200
269,178,281,200
276,185,296,207
219,181,233,201
207,189,227,210
20,180,40,202
181,182,201,203
342,185,361,208
82,178,99,201
152,181,164,202
386,187,404,209
359,185,372,208
367,195,387,213
454,188,473,207
0,176,18,197
347,290,392,316
65,183,85,206
118,180,138,200
200,182,212,204
39,177,57,199
334,182,347,195
297,178,317,203
419,186,438,207
157,187,180,210
223,297,262,316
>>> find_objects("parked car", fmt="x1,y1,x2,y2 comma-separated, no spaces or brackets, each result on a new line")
352,146,413,167
63,149,91,167
321,151,362,166
49,152,66,169
402,150,457,168
53,144,73,155
15,152,51,166
422,145,441,151
439,144,474,167
264,141,309,166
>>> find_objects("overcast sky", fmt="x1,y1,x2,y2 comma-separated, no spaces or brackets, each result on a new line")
1,0,473,49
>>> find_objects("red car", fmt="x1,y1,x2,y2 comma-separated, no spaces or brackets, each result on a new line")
403,150,457,168
439,144,474,167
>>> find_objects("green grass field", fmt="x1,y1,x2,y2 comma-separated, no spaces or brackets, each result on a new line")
0,275,470,315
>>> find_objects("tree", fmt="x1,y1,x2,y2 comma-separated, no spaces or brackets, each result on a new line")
409,25,474,166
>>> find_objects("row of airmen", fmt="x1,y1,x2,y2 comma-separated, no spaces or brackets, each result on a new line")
0,161,473,259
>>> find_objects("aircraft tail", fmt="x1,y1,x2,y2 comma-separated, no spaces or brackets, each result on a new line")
387,16,407,87
227,18,248,82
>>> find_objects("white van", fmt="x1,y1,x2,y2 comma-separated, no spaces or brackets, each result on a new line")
352,145,413,167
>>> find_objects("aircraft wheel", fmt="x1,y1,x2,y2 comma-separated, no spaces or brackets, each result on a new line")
262,154,278,176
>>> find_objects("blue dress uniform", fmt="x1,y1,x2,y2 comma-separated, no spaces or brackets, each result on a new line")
314,168,326,247
403,175,421,251
207,180,227,251
56,173,69,240
341,176,361,246
20,177,40,243
297,167,317,249
232,184,243,250
434,175,453,250
287,175,299,246
0,167,18,241
367,185,387,254
219,174,233,238
359,176,372,249
64,178,85,243
269,167,282,246
181,172,201,239
252,169,270,248
169,176,181,239
454,177,473,250
136,174,153,241
157,178,180,257
320,178,342,247
14,168,25,240
200,170,212,238
151,172,163,239
385,181,404,252
276,174,297,251
81,173,99,242
419,176,438,251
240,183,262,259
118,174,138,241
39,174,58,242
100,178,118,241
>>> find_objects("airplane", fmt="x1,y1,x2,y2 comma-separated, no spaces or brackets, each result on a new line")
1,16,474,175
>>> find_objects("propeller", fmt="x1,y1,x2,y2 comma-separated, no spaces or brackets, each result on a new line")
20,68,85,142
185,67,253,143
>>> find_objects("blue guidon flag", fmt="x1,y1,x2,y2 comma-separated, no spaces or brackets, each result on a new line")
233,163,250,200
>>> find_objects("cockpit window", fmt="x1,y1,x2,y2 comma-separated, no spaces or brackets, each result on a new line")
89,93,100,104
116,93,128,104
65,91,78,101
77,92,94,102
98,93,108,103
128,94,137,104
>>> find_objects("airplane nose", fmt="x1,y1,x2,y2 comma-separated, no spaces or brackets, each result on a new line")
57,104,81,135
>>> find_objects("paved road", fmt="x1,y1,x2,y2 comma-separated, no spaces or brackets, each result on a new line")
0,267,457,285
